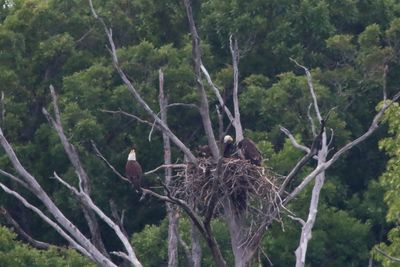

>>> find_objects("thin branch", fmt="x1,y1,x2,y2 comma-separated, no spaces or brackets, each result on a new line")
201,64,234,123
101,109,155,128
53,172,143,267
375,247,400,263
178,233,194,267
91,141,129,183
183,0,220,161
88,0,197,163
109,200,128,238
383,65,388,101
0,207,55,250
75,27,95,44
279,122,325,196
44,86,109,258
280,126,310,153
230,35,244,141
110,251,132,262
287,214,305,226
284,91,400,204
0,168,29,189
0,127,116,267
290,58,322,122
0,182,92,259
307,104,316,136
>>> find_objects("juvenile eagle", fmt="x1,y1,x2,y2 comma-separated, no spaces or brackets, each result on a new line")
238,138,262,166
125,148,143,192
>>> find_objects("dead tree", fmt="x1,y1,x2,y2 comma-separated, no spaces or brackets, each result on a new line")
0,86,144,267
87,0,400,266
159,69,179,267
0,1,398,267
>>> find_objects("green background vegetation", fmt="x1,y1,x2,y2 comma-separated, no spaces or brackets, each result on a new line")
0,0,400,266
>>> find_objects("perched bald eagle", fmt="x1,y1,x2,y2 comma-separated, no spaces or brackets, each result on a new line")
125,148,143,193
223,135,236,158
238,138,262,166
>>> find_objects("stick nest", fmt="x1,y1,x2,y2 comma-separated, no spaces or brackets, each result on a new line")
170,158,284,219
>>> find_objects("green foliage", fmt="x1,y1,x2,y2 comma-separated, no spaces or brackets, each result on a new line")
0,0,400,266
0,226,94,267
263,206,370,267
133,217,233,267
374,103,400,266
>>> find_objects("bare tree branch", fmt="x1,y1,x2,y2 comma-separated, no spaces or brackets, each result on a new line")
230,35,244,141
183,0,220,161
52,172,143,267
0,168,29,189
0,182,92,260
280,126,310,153
0,127,115,266
285,91,400,205
101,109,156,128
88,0,197,163
201,64,234,123
0,207,55,250
109,200,128,238
290,58,322,122
158,69,179,267
43,85,109,257
307,104,316,136
375,247,400,263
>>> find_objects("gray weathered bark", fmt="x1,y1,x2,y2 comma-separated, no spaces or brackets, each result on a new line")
191,222,202,267
159,69,179,267
183,0,220,161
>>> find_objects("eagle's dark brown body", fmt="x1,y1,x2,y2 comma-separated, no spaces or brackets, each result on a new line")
238,138,262,166
125,149,142,192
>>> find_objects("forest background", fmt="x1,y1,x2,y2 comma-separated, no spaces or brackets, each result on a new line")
1,0,400,266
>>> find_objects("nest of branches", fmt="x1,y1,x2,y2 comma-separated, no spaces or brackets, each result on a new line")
171,158,284,220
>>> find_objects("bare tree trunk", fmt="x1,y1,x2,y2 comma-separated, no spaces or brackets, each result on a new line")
159,70,179,267
191,221,202,267
229,35,244,142
294,135,327,267
223,199,256,267
183,0,220,160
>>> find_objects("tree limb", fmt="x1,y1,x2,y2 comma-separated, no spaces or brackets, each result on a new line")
230,35,244,141
280,126,310,153
0,127,115,267
201,64,234,123
44,85,109,258
0,207,55,250
375,247,400,263
52,172,143,267
0,182,92,260
183,0,220,161
88,0,197,163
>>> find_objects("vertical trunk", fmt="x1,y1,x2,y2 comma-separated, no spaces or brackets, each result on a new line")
223,199,256,267
295,133,327,267
191,222,202,267
167,205,179,267
183,0,220,160
230,35,244,142
159,69,179,267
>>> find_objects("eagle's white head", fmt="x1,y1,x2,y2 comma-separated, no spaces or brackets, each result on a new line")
128,149,137,161
223,135,234,144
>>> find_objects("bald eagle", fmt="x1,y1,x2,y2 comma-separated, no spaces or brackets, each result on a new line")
125,148,143,193
238,138,262,166
223,135,236,158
